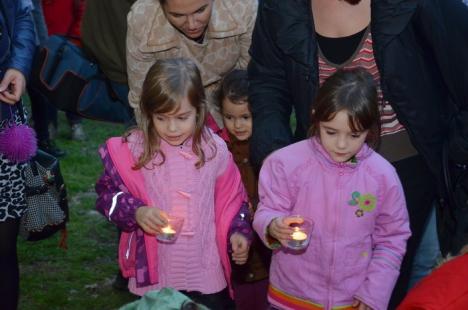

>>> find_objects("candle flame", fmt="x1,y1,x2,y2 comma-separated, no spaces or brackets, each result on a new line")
291,230,307,241
161,226,176,234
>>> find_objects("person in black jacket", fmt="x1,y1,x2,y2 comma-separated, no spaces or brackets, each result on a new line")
248,0,468,308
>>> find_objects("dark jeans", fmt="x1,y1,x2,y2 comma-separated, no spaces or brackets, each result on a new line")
181,288,235,310
108,80,136,127
389,155,437,309
29,87,81,142
0,218,20,310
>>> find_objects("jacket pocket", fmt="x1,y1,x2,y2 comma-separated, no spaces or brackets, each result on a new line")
339,239,372,296
118,231,136,278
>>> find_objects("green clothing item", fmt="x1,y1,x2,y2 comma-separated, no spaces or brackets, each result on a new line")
81,0,136,83
120,288,209,310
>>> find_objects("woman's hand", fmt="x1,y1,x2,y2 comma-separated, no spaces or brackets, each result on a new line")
0,69,26,104
352,299,373,310
267,216,303,247
230,233,250,265
135,206,168,235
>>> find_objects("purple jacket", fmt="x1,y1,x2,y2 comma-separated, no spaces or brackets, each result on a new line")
253,138,411,310
95,133,252,296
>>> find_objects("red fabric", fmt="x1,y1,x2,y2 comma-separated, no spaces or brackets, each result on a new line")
206,113,230,142
42,0,85,39
397,254,468,310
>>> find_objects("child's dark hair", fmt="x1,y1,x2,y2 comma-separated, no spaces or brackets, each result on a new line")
308,67,380,148
216,69,249,111
132,58,213,169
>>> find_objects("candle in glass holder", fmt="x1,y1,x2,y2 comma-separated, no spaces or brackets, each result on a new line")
288,227,309,250
291,230,307,241
156,216,184,243
159,225,176,241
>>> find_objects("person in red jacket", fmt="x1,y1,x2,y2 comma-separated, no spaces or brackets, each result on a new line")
42,0,84,42
397,245,468,310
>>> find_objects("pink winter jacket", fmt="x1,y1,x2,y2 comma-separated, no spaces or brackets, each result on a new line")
253,138,411,310
96,130,249,297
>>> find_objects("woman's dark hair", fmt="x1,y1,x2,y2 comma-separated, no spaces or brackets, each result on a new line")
308,67,380,148
216,69,249,111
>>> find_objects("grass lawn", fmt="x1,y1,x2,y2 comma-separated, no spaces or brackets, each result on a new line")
17,114,139,310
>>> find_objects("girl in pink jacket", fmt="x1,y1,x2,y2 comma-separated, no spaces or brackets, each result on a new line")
95,58,252,309
253,68,411,310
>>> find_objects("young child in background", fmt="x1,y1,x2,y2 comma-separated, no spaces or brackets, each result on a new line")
253,68,411,310
95,58,252,309
217,70,270,310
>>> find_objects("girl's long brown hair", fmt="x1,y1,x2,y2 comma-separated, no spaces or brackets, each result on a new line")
130,58,214,170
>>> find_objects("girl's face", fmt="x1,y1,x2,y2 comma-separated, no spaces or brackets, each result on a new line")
162,0,213,40
319,110,368,162
152,97,197,146
222,98,252,141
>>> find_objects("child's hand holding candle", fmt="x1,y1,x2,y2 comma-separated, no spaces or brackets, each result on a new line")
135,206,168,235
286,216,313,250
156,215,184,243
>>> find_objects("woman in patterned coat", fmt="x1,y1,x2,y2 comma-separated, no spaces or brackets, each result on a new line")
126,0,257,126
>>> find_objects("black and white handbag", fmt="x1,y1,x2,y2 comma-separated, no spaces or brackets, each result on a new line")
20,149,69,245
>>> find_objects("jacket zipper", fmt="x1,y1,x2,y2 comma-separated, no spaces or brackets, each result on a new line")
327,165,343,310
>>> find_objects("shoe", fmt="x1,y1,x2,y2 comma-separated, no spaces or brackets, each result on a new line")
112,272,129,291
70,123,87,141
38,139,66,157
48,124,58,140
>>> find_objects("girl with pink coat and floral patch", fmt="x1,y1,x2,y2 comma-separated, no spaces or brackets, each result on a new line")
253,68,411,310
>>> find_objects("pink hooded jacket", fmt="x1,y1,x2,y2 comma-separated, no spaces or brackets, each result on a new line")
253,138,411,310
97,130,248,297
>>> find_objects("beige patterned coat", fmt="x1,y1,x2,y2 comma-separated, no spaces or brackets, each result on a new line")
127,0,258,125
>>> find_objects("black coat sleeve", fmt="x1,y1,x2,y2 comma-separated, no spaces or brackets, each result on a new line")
248,0,294,168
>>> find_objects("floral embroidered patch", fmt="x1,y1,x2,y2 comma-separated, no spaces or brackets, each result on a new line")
348,191,377,217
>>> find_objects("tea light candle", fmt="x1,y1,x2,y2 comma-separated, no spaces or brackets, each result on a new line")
159,225,176,241
291,230,307,241
287,227,309,250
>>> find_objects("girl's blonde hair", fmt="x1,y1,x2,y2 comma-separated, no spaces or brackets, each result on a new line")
131,58,213,169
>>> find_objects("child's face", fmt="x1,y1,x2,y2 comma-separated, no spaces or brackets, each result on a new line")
152,97,197,146
319,110,368,162
222,98,252,141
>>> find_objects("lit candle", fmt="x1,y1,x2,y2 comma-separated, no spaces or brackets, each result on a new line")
161,225,176,235
158,225,177,241
291,230,307,241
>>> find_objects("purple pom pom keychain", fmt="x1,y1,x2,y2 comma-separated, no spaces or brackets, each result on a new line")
0,107,37,163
